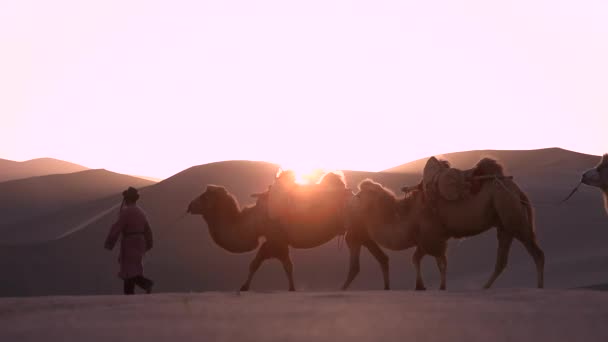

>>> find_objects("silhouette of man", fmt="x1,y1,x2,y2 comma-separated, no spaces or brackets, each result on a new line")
104,187,154,295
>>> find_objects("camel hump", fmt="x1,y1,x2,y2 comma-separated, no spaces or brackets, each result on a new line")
472,158,504,177
437,168,467,201
423,157,508,201
422,157,444,185
423,157,468,201
318,171,347,189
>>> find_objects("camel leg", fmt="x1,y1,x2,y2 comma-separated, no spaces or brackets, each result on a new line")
435,254,447,290
341,234,362,291
483,230,513,289
518,237,545,289
413,247,426,291
240,248,267,292
363,239,390,290
278,253,296,291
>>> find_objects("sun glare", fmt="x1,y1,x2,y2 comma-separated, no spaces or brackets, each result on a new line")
295,174,310,185
279,163,328,185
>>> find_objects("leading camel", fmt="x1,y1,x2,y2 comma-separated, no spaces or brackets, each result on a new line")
581,154,608,215
186,170,390,291
345,157,545,290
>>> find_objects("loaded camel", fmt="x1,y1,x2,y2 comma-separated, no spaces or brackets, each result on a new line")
345,157,545,290
187,170,390,291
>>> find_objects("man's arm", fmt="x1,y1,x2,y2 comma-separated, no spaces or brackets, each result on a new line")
105,211,127,250
144,221,154,251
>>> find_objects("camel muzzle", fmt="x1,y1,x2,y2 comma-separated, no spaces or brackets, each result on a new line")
581,169,600,186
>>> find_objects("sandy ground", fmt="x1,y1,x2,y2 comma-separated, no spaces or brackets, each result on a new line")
1,289,608,342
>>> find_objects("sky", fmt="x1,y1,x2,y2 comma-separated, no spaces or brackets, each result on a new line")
1,0,607,179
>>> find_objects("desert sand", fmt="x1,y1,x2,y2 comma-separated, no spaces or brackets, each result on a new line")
1,289,608,342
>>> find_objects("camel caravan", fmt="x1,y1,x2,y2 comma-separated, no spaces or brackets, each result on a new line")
186,154,608,292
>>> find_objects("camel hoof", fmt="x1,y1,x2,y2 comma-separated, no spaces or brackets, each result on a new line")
415,286,426,291
439,286,446,291
384,286,390,291
240,285,249,292
289,287,296,292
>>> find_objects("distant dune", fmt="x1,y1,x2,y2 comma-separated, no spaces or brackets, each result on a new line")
1,290,608,342
384,147,599,180
134,175,163,182
0,169,155,243
0,150,606,297
0,158,89,182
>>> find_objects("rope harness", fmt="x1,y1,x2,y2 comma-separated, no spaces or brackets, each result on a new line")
492,176,582,208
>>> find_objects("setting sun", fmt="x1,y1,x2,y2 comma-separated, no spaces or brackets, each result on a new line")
294,174,310,185
278,163,330,185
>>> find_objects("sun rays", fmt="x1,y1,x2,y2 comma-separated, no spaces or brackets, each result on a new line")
277,164,329,185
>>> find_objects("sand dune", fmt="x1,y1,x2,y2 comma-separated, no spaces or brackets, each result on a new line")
0,158,88,183
384,147,599,180
0,169,155,242
1,290,607,342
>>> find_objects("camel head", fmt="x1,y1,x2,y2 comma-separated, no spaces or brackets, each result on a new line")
187,185,231,215
582,154,608,190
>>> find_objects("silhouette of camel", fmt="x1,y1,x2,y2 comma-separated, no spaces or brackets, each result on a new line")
187,170,389,291
346,157,544,290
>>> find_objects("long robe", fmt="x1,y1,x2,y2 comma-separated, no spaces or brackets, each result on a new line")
104,205,153,279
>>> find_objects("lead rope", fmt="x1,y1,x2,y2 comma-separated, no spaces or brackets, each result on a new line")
560,181,582,203
169,211,189,227
492,176,582,207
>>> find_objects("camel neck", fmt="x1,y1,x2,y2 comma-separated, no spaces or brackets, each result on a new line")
201,206,260,253
203,209,236,227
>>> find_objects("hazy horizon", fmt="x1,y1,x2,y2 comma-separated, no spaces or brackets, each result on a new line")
0,146,601,180
2,1,606,179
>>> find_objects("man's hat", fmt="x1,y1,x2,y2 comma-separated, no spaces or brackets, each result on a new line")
122,187,140,201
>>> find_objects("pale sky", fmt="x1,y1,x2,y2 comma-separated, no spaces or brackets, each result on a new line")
1,0,607,179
